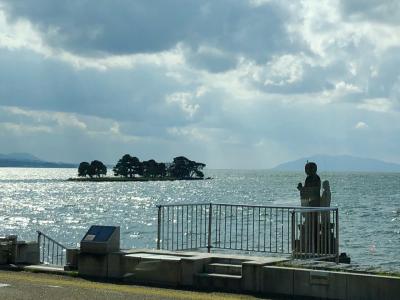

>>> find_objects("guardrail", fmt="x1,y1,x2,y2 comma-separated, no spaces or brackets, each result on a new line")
37,231,67,266
156,203,339,260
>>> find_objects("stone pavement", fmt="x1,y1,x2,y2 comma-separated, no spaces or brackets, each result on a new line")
0,270,277,300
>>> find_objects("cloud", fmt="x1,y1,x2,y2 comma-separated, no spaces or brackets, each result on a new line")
4,106,87,129
166,92,200,118
249,0,273,7
0,122,52,134
0,48,196,125
357,98,393,113
184,45,238,73
1,0,294,64
0,9,186,71
340,0,400,24
0,105,142,143
354,121,368,129
1,1,400,167
318,81,363,104
87,121,140,144
264,54,307,86
167,126,212,143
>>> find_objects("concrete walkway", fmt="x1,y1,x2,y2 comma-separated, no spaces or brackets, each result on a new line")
0,270,277,300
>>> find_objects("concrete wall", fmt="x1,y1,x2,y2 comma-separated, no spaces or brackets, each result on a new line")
242,261,265,292
346,272,400,300
75,249,400,300
65,248,79,270
16,242,40,265
0,249,8,265
122,253,186,286
78,253,109,278
181,256,211,286
0,237,39,265
262,266,400,300
0,236,17,264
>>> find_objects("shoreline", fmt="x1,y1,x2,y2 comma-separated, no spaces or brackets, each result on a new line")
67,176,212,182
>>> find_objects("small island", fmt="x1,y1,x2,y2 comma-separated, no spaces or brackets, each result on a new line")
68,154,207,182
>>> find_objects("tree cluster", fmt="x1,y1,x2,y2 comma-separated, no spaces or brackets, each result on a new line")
78,160,107,178
112,154,167,178
77,155,205,180
113,154,205,179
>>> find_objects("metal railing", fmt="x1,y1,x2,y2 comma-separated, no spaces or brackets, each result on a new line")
157,203,212,252
291,207,339,259
156,203,339,260
37,231,67,266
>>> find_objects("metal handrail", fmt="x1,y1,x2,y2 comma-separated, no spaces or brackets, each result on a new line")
37,231,66,248
156,203,339,260
37,231,67,266
158,202,334,209
156,203,212,208
292,207,338,212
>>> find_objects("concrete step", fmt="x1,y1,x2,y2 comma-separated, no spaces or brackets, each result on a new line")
211,257,247,265
205,263,242,276
194,272,242,292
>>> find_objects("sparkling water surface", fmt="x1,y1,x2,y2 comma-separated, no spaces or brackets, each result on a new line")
0,168,399,271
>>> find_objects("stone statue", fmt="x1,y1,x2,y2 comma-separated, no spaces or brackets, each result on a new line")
320,180,331,207
297,162,321,207
320,180,332,236
295,164,334,255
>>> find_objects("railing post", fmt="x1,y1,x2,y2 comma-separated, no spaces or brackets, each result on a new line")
37,231,42,264
207,203,212,253
157,205,162,250
335,208,339,263
291,211,296,258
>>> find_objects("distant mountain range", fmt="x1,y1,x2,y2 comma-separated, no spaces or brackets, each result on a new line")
3,152,400,172
0,153,76,168
272,154,400,172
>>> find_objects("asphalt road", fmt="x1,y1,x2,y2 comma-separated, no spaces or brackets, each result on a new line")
0,270,273,300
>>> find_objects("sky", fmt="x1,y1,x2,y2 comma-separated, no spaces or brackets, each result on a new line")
0,0,399,169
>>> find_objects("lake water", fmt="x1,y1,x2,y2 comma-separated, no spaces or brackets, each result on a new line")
0,168,399,271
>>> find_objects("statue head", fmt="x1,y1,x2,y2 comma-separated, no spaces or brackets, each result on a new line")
322,180,330,191
305,162,317,175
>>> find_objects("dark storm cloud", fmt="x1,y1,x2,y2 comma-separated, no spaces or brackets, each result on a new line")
1,0,295,65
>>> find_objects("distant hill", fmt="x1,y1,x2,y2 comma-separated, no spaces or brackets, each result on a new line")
272,154,400,172
0,152,41,162
0,153,76,168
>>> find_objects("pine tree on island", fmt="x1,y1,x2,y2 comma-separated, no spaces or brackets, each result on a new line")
113,154,142,178
90,160,107,178
168,156,205,179
142,159,167,178
78,160,107,178
78,162,91,177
